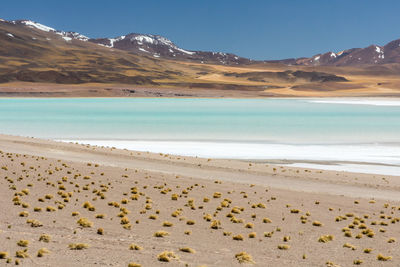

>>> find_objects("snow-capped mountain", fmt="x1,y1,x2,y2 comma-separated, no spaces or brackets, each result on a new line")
270,40,400,66
11,20,89,42
89,33,250,65
4,19,248,65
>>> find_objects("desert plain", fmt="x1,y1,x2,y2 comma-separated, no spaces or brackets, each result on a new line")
0,134,399,266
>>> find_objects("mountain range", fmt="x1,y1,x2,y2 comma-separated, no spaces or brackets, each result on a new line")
3,19,400,66
1,18,400,97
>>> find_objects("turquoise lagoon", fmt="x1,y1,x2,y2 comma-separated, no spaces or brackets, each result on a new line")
0,98,399,175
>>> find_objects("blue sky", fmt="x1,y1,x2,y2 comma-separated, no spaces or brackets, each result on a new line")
1,0,400,60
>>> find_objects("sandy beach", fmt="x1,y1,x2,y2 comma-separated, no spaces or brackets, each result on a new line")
0,134,399,266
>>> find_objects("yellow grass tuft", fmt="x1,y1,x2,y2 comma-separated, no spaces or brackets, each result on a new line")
264,231,274,238
0,252,8,259
69,243,89,250
343,243,356,250
46,206,56,212
157,251,179,262
204,214,212,221
233,234,244,241
213,192,222,198
128,263,141,267
377,254,392,261
363,248,373,253
148,215,158,220
210,220,221,229
245,222,254,229
235,251,254,264
77,218,93,228
37,248,50,257
27,219,43,227
154,231,169,237
249,232,257,238
19,211,29,217
179,247,196,253
39,234,50,243
353,259,363,265
318,235,334,243
162,221,173,227
278,244,290,250
263,218,272,223
312,221,323,227
283,236,291,242
15,249,29,258
17,240,29,247
129,244,143,250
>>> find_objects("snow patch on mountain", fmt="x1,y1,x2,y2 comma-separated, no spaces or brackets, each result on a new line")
64,32,89,41
138,47,149,53
19,20,55,32
62,36,72,42
129,34,195,55
107,35,126,48
15,20,89,42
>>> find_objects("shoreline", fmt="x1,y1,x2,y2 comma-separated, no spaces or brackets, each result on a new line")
1,134,399,196
60,139,400,176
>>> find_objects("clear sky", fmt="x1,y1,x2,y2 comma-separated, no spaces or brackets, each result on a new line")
1,0,400,60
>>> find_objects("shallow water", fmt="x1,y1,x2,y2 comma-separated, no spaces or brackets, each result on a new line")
1,97,400,175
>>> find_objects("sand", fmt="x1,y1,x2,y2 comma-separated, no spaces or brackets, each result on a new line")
0,134,399,266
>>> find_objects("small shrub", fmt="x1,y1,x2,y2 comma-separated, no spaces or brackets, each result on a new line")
128,263,141,267
69,243,89,250
37,248,50,257
77,218,93,228
233,234,244,241
19,211,29,217
264,231,274,238
186,220,195,225
39,234,50,243
157,251,178,262
263,218,272,223
179,247,195,253
318,235,334,243
377,254,392,261
212,192,222,199
210,220,221,229
129,244,143,250
15,250,29,258
162,221,173,227
17,240,29,247
154,231,169,237
235,251,254,264
312,221,323,227
363,248,373,253
0,252,8,259
245,222,254,229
